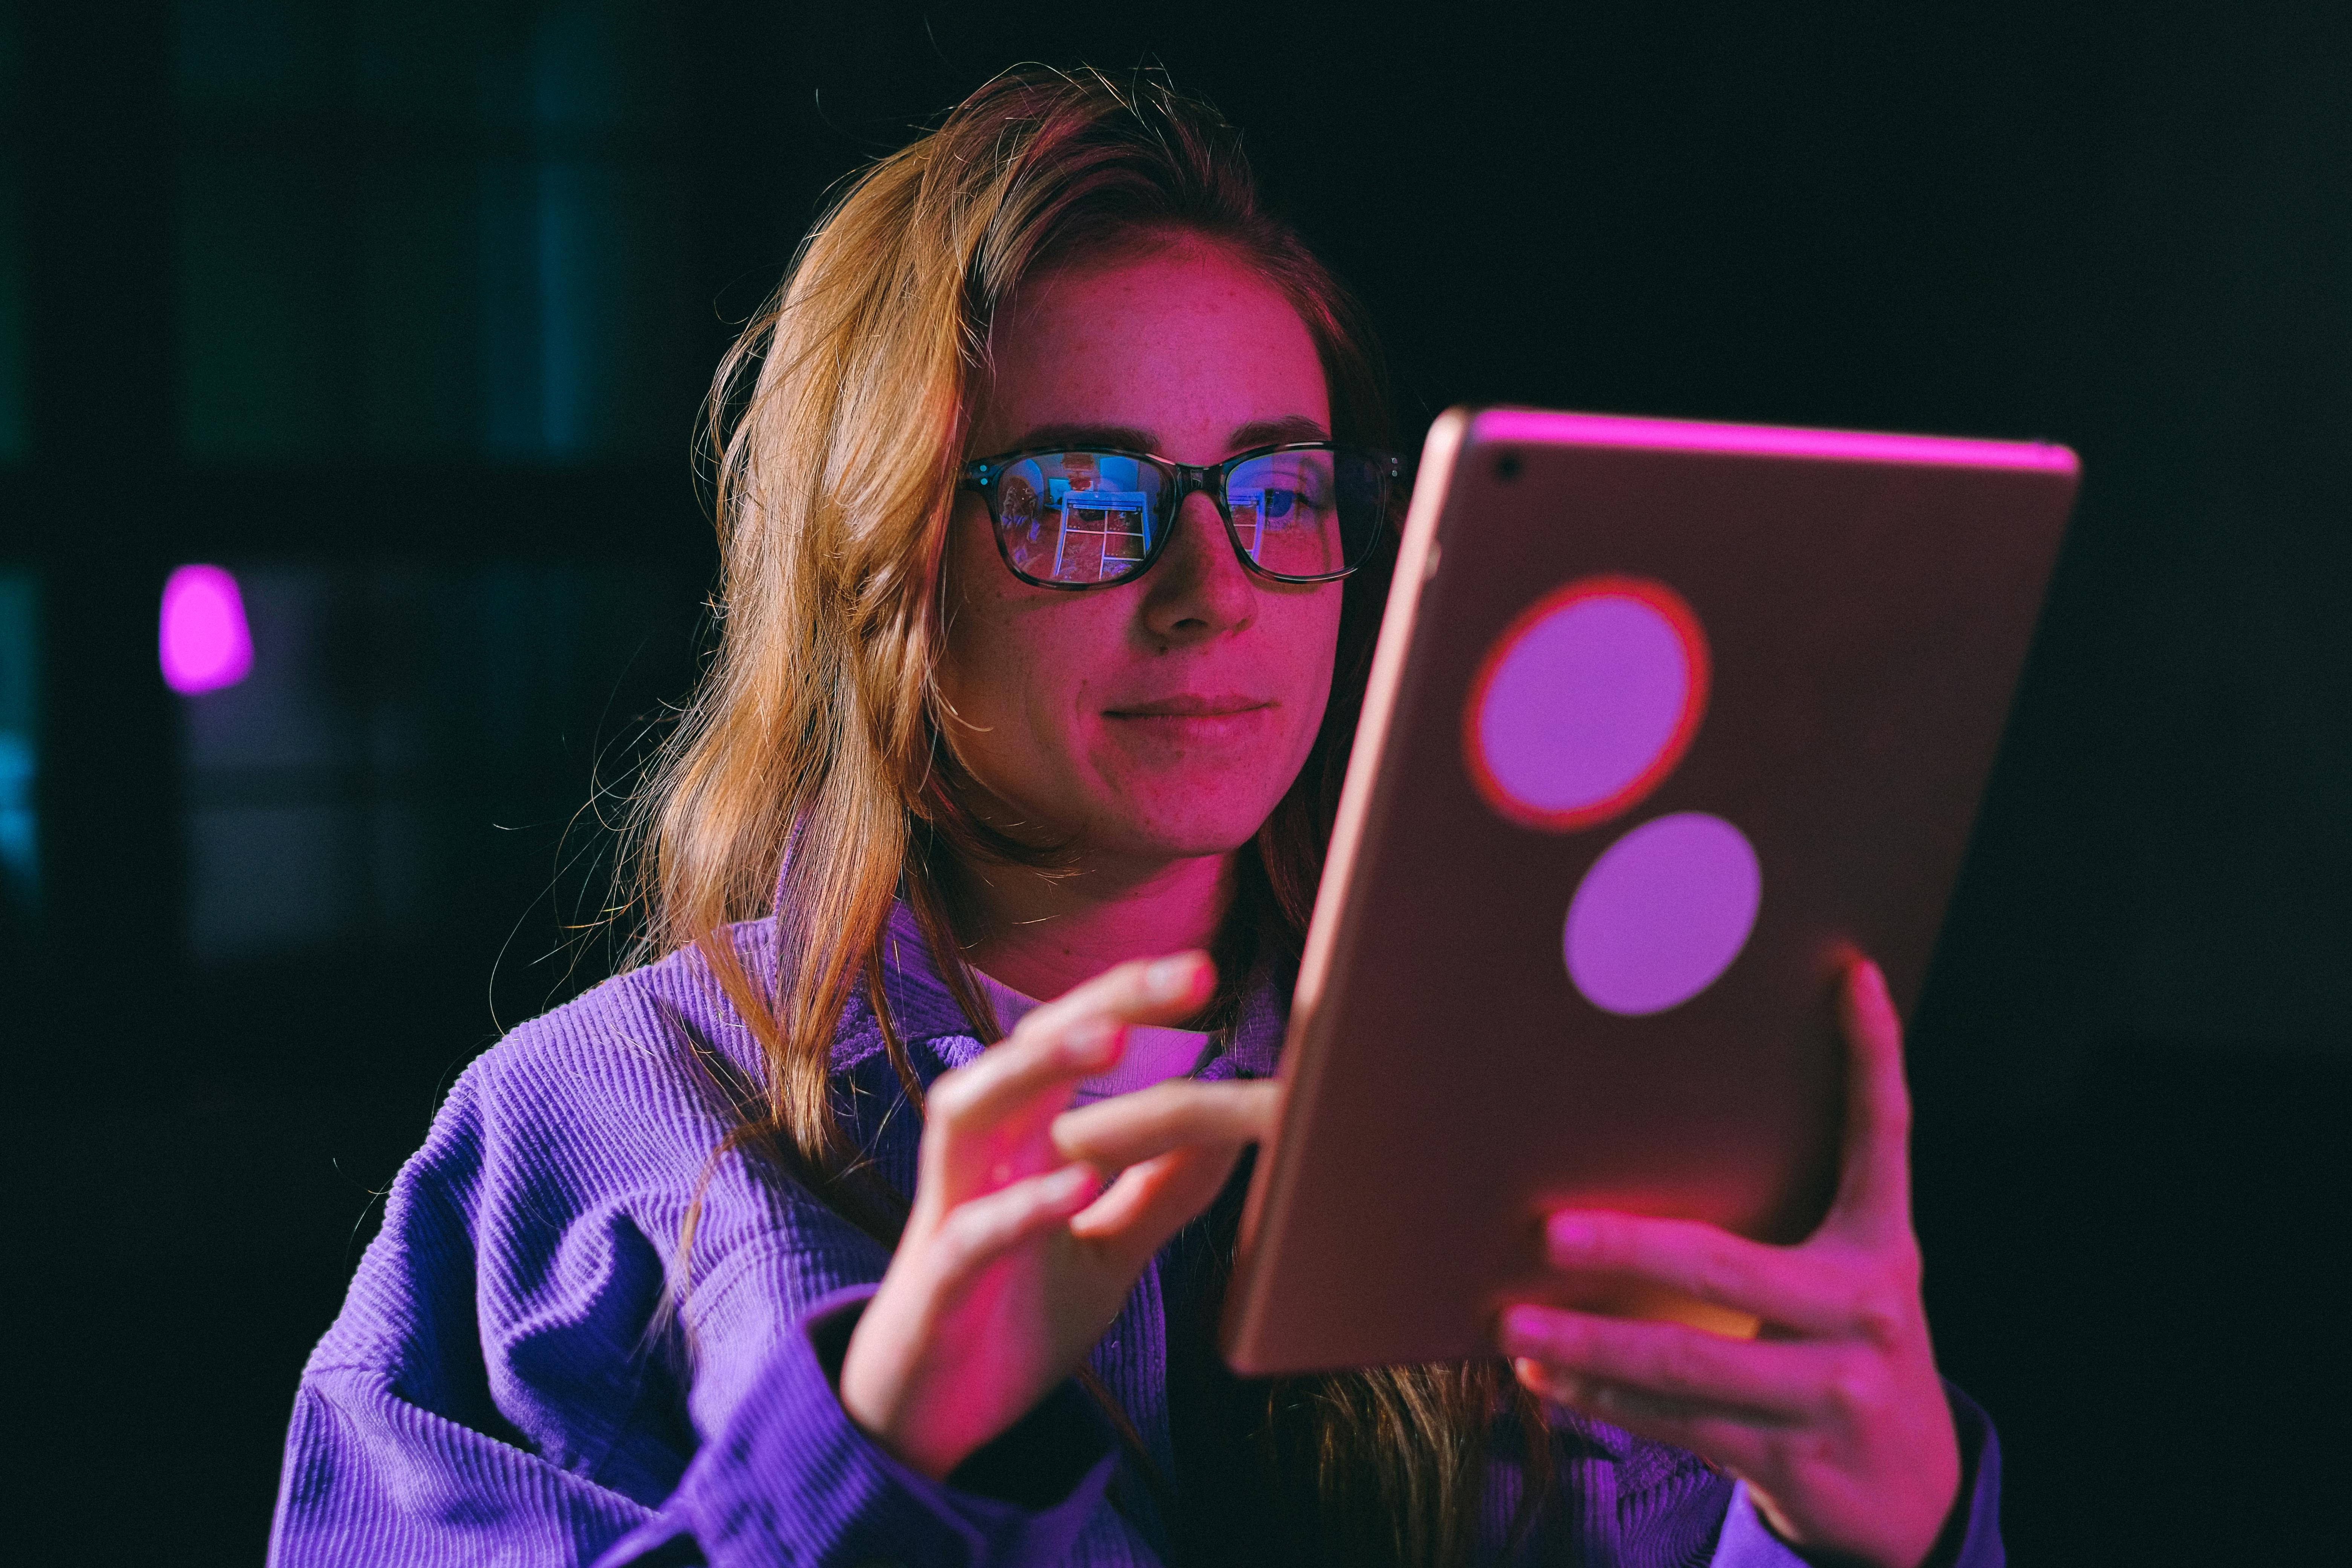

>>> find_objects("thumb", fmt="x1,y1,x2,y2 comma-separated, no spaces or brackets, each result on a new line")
1068,1140,1252,1270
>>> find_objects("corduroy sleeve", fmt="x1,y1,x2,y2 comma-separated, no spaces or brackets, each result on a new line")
1706,1381,2004,1568
594,1286,1121,1567
273,1365,658,1565
269,990,1125,1568
274,1296,1119,1568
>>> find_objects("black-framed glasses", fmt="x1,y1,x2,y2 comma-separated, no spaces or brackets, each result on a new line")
959,442,1401,590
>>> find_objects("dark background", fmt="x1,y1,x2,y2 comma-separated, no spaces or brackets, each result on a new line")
2,2,2346,1560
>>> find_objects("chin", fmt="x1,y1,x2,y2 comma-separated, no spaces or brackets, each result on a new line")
1095,800,1284,862
1084,742,1312,858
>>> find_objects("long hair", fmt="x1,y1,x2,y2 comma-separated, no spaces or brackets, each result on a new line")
625,66,1551,1565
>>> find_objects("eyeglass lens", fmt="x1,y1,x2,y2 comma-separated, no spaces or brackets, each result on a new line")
992,450,1386,585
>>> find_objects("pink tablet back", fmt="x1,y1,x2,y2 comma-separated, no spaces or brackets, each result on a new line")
1222,407,2079,1375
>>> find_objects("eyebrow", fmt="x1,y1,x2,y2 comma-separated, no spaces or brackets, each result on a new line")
1000,413,1331,457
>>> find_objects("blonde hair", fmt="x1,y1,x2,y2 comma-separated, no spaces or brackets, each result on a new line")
627,66,1548,1565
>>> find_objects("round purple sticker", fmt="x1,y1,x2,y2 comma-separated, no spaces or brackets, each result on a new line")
1564,811,1761,1016
1466,576,1709,832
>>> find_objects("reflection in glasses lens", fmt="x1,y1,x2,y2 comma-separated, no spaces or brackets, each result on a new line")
996,453,1170,585
987,447,1388,586
1229,450,1345,579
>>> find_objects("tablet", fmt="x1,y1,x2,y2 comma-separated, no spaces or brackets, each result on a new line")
1221,407,2079,1376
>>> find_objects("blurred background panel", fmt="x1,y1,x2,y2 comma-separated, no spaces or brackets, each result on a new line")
0,1,2345,1563
0,571,34,922
0,0,32,982
175,0,698,462
0,0,23,464
177,557,689,969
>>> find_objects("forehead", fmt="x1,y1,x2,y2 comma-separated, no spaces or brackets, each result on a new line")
975,240,1329,454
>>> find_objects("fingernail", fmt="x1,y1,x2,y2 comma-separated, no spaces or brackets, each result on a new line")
1498,1305,1546,1355
1145,955,1200,1001
1050,1165,1096,1202
1547,1214,1596,1254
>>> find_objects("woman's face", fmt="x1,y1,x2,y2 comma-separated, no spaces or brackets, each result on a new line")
939,241,1342,871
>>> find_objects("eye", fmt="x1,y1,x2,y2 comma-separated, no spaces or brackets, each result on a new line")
1262,482,1333,524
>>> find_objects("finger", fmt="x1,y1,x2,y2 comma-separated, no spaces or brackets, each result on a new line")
1510,1358,1777,1478
1822,957,1913,1240
919,1163,1100,1297
1540,1210,1853,1338
1068,1140,1250,1264
1050,1080,1279,1171
1069,1152,1184,1240
926,1012,1127,1145
928,953,1213,1139
1021,950,1215,1036
1498,1303,1818,1423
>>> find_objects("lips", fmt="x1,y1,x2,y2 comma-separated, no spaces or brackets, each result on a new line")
1103,694,1274,718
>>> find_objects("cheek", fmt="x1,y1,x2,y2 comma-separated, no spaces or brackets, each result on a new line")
938,504,1017,711
1278,587,1346,735
938,513,1109,783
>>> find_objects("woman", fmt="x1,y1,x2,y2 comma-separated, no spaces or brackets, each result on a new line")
271,69,1998,1567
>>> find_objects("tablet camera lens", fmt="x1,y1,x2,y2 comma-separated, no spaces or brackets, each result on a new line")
1494,452,1522,482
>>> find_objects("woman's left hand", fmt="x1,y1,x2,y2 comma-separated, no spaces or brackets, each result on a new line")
1498,959,1961,1568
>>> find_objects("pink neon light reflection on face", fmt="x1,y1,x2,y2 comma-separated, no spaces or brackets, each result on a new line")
159,564,254,694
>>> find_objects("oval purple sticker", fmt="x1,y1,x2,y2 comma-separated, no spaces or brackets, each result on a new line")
1564,811,1761,1016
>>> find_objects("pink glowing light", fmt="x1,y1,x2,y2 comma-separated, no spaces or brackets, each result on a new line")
1472,408,2081,473
1565,812,1762,1016
1465,575,1710,832
159,565,253,694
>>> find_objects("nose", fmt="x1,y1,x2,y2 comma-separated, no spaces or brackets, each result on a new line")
1138,488,1256,643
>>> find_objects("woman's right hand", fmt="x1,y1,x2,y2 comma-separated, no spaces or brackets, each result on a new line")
837,951,1278,1481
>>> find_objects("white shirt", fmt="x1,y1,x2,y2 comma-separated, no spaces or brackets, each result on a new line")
970,968,1217,1102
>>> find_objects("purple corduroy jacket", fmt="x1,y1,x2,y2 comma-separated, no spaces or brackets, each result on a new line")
269,905,2003,1566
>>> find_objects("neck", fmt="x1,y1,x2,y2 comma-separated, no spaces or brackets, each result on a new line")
945,846,1236,1002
